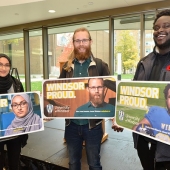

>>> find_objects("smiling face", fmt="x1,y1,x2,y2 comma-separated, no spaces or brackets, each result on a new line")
73,31,92,60
11,95,28,118
153,16,170,52
0,57,10,77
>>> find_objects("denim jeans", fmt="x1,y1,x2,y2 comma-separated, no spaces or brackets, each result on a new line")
65,121,103,170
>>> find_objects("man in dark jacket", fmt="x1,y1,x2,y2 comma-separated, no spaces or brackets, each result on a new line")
133,9,170,170
59,27,110,170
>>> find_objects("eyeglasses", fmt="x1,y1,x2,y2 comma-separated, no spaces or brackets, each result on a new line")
0,63,10,69
11,101,27,109
73,39,91,44
153,23,170,31
88,86,104,91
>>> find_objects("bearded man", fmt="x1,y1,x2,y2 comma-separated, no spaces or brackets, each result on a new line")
59,27,110,170
74,78,115,117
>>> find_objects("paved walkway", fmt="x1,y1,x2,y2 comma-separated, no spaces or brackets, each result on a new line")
21,119,142,170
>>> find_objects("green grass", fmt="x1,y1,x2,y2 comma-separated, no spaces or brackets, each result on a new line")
114,73,134,79
19,75,25,78
22,81,42,92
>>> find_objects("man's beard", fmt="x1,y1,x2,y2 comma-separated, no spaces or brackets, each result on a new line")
90,94,103,107
154,37,170,50
74,45,91,60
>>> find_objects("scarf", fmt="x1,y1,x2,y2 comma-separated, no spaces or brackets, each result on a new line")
0,74,13,94
8,93,41,133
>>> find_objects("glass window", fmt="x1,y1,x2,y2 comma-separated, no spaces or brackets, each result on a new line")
29,30,43,92
144,13,155,56
0,33,25,89
114,15,140,79
145,33,152,38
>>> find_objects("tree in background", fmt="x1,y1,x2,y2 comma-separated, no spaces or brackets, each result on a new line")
115,30,139,74
2,38,23,53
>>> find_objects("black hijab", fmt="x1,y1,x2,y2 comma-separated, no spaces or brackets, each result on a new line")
0,54,13,94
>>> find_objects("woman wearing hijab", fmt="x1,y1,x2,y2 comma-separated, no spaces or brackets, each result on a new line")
0,53,28,170
5,93,42,135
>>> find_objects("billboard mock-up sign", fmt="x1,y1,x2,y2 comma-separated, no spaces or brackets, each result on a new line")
0,92,44,139
43,76,116,118
116,81,170,145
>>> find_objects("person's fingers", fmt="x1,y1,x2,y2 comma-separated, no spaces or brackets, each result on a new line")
112,125,124,132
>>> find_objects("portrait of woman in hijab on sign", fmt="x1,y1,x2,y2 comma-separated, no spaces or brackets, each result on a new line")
5,93,42,136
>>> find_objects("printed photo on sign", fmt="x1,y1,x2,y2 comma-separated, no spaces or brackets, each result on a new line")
116,81,170,145
43,76,116,118
0,92,44,139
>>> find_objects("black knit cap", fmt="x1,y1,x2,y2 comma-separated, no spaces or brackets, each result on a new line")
0,53,11,67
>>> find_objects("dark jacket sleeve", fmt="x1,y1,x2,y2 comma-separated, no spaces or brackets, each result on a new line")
92,57,110,76
101,61,110,76
59,62,69,78
133,61,142,80
59,68,66,78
